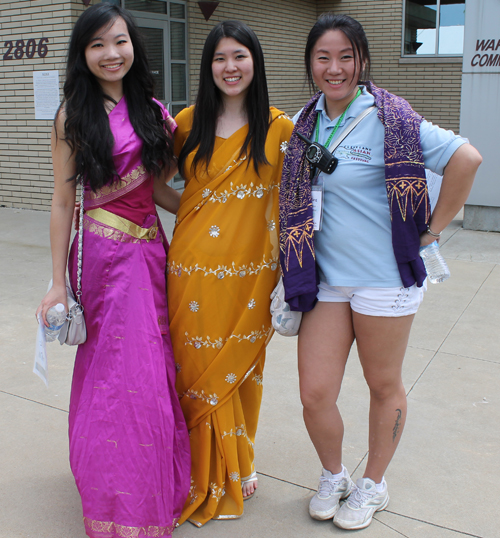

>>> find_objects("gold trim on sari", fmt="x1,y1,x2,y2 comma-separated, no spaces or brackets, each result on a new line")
86,208,158,241
85,164,150,209
83,517,178,537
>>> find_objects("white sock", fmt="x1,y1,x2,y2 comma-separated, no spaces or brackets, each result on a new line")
375,477,386,493
324,465,345,480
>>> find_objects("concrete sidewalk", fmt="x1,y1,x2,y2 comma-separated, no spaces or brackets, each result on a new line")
0,206,499,538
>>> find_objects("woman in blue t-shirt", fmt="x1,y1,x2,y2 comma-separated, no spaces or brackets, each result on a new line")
279,13,482,531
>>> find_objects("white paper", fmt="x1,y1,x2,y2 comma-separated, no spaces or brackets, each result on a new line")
33,314,48,387
426,169,443,212
312,187,323,231
33,70,60,120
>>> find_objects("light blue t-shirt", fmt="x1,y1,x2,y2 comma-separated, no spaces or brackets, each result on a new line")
292,86,466,287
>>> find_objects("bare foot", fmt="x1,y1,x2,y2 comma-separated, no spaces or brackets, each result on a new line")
242,472,258,499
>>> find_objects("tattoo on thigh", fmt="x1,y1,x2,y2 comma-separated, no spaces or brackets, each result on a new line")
393,409,402,442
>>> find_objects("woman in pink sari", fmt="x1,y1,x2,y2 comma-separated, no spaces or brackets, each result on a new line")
36,5,190,537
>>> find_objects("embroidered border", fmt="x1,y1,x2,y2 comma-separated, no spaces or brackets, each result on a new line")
86,165,148,204
184,325,270,350
83,217,162,244
201,181,278,204
183,388,220,406
221,423,254,448
167,257,278,278
83,516,178,537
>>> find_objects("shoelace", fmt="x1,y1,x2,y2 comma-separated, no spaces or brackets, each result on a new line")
318,475,343,496
347,486,375,509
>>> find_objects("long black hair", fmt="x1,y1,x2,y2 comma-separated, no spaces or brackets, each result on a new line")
60,3,174,190
305,13,371,94
178,20,270,177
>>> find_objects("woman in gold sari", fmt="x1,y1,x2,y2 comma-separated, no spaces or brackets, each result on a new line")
167,21,293,526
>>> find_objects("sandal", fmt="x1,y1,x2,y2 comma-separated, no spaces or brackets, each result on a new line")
242,470,258,500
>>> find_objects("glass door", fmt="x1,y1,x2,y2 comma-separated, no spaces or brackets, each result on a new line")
124,0,188,188
132,13,187,188
134,18,168,102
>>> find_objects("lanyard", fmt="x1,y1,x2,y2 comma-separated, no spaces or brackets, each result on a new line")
314,87,362,149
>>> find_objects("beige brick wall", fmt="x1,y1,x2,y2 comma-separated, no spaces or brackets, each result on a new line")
0,0,463,211
185,0,317,117
318,0,463,132
0,0,87,210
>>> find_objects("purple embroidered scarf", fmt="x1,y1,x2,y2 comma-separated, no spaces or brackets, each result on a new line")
279,83,430,312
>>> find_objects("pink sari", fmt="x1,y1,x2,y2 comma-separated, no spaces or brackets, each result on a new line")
67,98,190,538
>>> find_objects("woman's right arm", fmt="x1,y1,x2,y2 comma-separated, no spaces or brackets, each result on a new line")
36,112,77,325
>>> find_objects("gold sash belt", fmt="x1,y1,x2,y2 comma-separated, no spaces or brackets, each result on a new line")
85,208,158,241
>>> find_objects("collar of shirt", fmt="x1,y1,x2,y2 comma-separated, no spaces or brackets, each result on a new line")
314,85,376,140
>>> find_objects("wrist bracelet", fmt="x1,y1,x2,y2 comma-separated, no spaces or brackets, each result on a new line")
426,224,442,237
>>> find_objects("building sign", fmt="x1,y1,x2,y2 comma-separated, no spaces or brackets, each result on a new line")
33,70,60,120
469,39,500,68
3,38,49,60
462,2,500,74
460,0,500,227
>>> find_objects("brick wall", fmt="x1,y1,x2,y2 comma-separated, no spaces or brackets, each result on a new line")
319,0,463,132
186,0,317,117
0,0,87,210
0,0,463,211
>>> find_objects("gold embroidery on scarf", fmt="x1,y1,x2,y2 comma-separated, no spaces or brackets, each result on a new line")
167,257,278,278
83,516,178,537
382,105,430,223
86,165,147,201
280,215,315,271
385,175,429,221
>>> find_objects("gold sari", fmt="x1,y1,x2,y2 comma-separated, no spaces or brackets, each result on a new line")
168,106,293,526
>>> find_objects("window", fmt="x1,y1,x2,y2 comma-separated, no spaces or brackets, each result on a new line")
120,0,188,117
403,0,465,56
121,0,187,188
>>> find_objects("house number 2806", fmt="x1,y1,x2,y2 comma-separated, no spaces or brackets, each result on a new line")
3,38,49,60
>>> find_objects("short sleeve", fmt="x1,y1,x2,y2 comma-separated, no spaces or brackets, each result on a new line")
420,120,468,176
292,108,303,125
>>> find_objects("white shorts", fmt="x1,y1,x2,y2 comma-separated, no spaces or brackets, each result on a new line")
316,282,427,317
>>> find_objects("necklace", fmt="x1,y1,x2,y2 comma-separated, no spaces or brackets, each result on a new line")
314,87,362,149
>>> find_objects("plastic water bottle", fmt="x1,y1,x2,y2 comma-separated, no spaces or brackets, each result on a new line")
419,241,450,284
45,303,67,342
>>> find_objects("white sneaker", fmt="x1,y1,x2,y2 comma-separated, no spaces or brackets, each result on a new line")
309,466,354,520
334,477,389,530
